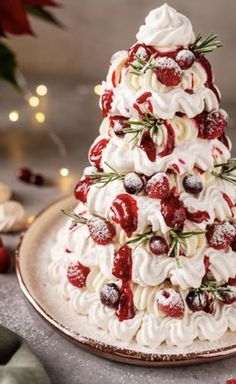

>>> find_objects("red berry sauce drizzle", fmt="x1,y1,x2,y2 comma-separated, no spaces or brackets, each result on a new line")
159,122,175,157
222,192,235,216
74,177,93,203
110,194,138,237
112,244,135,321
89,138,109,171
101,89,114,117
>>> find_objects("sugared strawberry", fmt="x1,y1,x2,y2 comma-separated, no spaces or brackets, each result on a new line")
149,236,169,256
110,116,129,137
161,195,186,228
145,172,170,199
218,285,236,305
88,138,109,171
0,241,10,273
157,288,184,319
101,89,114,117
128,43,152,62
74,177,93,203
110,194,138,237
183,175,203,195
67,262,90,288
186,290,208,312
87,217,116,245
206,222,236,250
204,109,228,139
112,245,132,281
175,49,195,70
100,283,121,308
155,57,182,87
124,172,144,195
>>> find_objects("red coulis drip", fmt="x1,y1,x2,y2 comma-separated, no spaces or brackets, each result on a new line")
116,281,135,321
218,132,230,149
186,209,210,223
101,89,114,117
74,177,93,203
197,56,221,102
222,193,235,215
194,111,207,138
110,194,138,237
112,244,132,281
89,138,109,171
204,255,211,274
136,92,152,104
111,70,121,88
159,122,175,157
139,131,156,162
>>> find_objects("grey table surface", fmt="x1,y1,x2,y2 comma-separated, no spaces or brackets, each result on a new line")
0,78,236,384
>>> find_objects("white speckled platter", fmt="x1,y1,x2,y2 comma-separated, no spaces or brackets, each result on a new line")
16,195,236,366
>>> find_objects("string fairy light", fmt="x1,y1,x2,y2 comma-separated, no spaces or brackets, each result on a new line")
94,84,102,96
28,96,40,107
9,110,19,122
36,84,48,96
59,167,69,177
35,112,45,123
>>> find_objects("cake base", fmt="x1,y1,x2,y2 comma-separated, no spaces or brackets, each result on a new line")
16,195,236,366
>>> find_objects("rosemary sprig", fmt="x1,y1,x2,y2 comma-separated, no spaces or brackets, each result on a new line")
193,279,234,301
124,113,163,148
191,33,222,56
86,162,124,188
168,230,206,268
61,209,87,225
126,230,155,252
130,54,156,76
212,158,236,186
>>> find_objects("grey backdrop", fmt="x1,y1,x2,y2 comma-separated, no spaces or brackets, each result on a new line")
8,0,236,103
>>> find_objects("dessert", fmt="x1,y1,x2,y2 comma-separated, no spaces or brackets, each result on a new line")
49,4,236,348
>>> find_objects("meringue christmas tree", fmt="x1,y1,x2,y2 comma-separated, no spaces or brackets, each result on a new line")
50,4,236,347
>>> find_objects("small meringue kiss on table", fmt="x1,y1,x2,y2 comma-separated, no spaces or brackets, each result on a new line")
0,201,27,233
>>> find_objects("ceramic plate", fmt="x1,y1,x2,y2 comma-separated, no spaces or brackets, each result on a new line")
16,195,236,366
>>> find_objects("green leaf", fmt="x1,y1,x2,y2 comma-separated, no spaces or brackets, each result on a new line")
0,43,20,90
25,5,63,28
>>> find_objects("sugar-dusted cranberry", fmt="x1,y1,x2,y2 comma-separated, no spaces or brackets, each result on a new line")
110,194,138,237
89,138,109,171
176,49,195,70
101,89,114,117
206,222,236,250
161,195,186,228
204,109,228,139
74,177,93,203
30,173,44,186
183,175,203,195
186,290,207,312
145,172,170,199
128,43,152,62
16,167,32,183
110,116,129,137
67,262,90,288
149,236,169,256
113,245,132,281
124,172,144,195
155,57,182,87
218,286,236,305
0,241,10,273
157,288,184,319
87,217,116,245
100,283,121,308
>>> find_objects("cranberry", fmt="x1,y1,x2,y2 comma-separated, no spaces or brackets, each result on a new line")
123,172,144,195
30,173,44,186
100,283,121,308
149,236,169,256
204,109,228,139
218,286,236,305
67,262,90,288
176,49,195,70
183,175,203,195
16,167,32,183
155,57,182,87
87,217,116,245
161,195,186,228
206,222,236,250
186,290,207,312
145,172,170,199
228,277,236,286
74,177,93,203
0,244,10,273
157,288,184,319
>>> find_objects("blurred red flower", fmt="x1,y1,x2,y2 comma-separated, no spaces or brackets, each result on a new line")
0,0,58,36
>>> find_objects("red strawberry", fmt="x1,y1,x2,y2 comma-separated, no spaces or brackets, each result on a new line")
112,245,132,281
88,138,109,171
116,281,135,321
149,236,169,256
206,222,236,250
145,172,170,199
87,217,116,245
101,89,114,117
67,262,90,288
157,288,184,319
161,195,186,228
155,57,182,87
74,177,93,203
175,49,195,70
128,43,152,63
204,109,228,139
0,244,10,273
110,194,138,237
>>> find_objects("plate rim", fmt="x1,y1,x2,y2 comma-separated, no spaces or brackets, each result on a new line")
15,195,236,366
